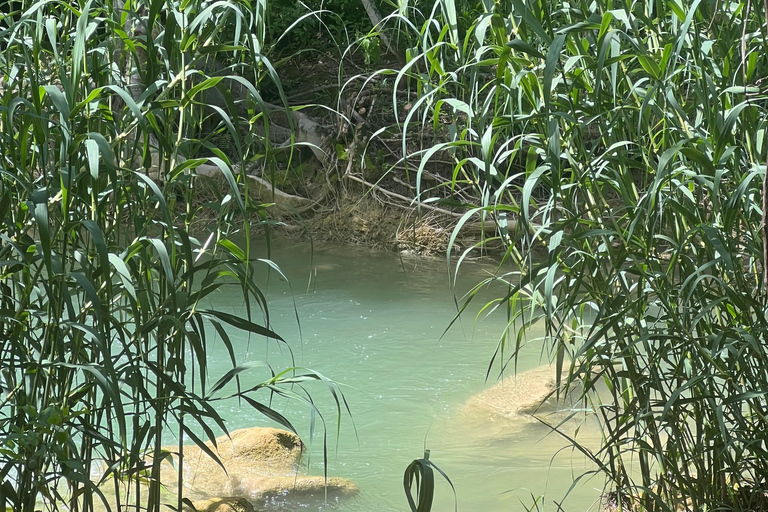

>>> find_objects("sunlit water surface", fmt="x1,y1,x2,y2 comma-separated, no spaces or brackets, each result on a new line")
194,240,603,512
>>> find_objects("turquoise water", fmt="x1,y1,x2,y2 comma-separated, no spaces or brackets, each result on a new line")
198,240,602,512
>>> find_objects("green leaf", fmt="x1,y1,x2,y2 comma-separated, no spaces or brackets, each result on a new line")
544,34,566,109
506,39,544,60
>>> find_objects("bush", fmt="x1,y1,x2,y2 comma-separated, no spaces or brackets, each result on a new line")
394,0,768,508
0,1,343,510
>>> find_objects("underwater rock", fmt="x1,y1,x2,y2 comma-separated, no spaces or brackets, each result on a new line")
231,475,359,504
183,497,258,512
465,365,565,418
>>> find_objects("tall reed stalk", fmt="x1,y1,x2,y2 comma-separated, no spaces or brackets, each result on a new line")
0,1,343,511
386,0,768,508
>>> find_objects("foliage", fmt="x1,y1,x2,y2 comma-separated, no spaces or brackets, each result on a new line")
268,0,371,50
0,1,344,511
387,0,768,509
5,0,768,508
403,450,456,512
266,0,484,54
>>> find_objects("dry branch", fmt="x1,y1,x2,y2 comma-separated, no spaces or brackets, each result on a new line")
194,162,316,213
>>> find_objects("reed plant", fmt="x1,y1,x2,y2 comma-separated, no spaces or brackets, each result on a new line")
384,0,768,509
0,1,344,511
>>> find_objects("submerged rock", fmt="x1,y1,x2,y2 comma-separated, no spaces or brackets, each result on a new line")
243,475,359,505
159,427,358,507
183,497,258,512
464,365,565,418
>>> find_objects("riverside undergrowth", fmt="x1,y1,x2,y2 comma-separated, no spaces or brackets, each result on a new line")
5,0,768,509
376,0,768,509
0,1,347,511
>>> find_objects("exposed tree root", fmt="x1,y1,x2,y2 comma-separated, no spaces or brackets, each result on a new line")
342,172,508,238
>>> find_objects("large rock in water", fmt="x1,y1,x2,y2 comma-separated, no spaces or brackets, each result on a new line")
178,427,304,477
464,365,565,418
159,427,358,507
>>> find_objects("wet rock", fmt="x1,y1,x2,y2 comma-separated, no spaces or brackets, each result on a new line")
165,427,303,483
464,365,565,418
233,475,358,503
183,497,259,512
158,427,358,507
221,427,304,470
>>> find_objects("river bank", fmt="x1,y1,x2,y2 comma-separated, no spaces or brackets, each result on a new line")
191,171,507,258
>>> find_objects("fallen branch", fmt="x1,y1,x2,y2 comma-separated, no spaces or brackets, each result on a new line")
194,162,317,213
391,176,415,190
360,0,395,55
246,175,317,212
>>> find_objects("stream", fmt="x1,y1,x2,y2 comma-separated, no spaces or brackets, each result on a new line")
196,240,603,512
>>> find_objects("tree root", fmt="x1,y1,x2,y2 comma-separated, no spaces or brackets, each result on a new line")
342,172,509,238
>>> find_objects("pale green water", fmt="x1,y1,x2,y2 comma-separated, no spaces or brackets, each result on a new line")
197,240,603,512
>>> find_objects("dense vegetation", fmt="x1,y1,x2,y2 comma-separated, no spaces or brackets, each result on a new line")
2,0,768,510
400,0,768,511
0,1,345,511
